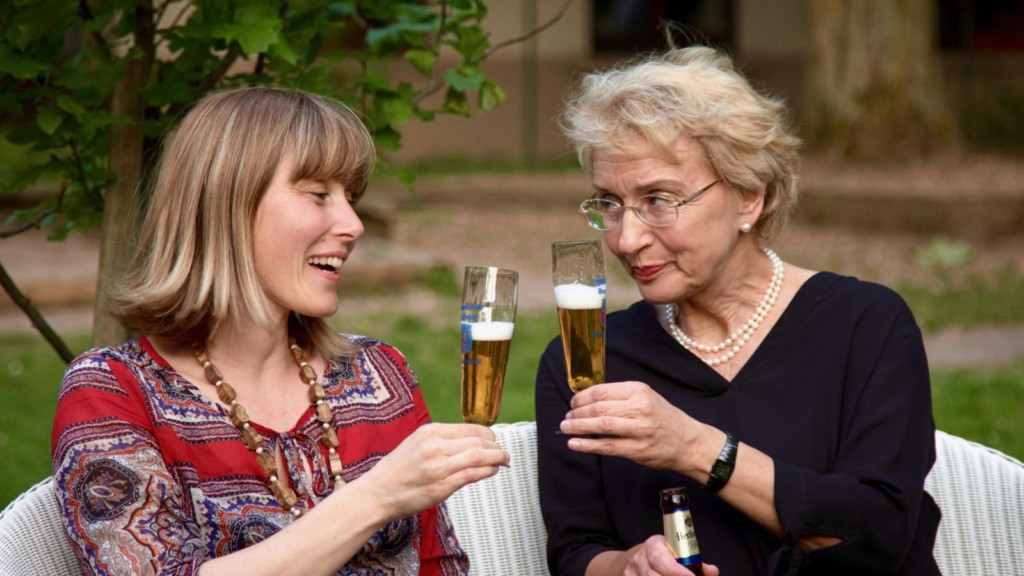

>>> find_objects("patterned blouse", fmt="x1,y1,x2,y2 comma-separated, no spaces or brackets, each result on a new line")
51,336,468,575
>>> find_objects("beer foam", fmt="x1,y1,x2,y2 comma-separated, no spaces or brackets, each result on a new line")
554,283,604,309
467,321,515,341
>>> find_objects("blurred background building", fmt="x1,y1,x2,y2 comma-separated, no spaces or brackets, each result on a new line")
394,0,1024,164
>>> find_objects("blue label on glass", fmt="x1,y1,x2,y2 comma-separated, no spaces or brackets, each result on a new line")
460,322,472,354
461,303,483,323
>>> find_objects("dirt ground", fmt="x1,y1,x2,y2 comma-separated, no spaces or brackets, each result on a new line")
2,152,1024,368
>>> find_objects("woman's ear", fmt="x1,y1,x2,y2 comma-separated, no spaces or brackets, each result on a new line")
738,185,766,229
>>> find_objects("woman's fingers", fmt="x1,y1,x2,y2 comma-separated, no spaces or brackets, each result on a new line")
354,423,509,519
570,380,647,407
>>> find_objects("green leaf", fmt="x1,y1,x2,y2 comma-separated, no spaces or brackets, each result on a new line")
373,127,402,150
377,96,413,124
269,37,300,65
36,108,62,134
442,88,471,117
449,25,489,63
358,71,392,91
38,212,56,230
377,162,416,187
443,66,486,92
0,46,50,78
56,95,88,118
404,49,435,76
412,107,436,122
234,23,282,54
479,80,506,112
210,4,283,54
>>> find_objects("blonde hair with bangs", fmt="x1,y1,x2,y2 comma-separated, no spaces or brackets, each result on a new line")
561,46,800,240
112,86,375,356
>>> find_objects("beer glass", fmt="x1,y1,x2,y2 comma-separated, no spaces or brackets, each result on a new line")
551,240,606,393
460,266,518,425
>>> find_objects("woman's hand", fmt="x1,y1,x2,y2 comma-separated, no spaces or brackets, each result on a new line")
351,423,509,521
591,536,720,576
559,381,714,474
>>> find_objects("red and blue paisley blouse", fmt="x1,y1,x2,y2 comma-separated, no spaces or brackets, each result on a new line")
51,336,467,575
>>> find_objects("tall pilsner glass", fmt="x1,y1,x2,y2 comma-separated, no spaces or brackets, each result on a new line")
460,266,518,425
551,240,606,393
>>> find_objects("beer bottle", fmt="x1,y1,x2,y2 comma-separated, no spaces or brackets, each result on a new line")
660,486,703,575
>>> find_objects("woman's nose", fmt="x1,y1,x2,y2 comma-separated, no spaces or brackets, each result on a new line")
613,208,652,252
332,199,365,240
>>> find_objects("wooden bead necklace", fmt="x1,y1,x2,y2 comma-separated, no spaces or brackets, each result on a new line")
194,339,344,517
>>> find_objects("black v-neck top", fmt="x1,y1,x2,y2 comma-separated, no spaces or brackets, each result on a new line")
536,272,941,575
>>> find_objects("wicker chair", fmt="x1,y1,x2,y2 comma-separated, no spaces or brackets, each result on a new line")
449,425,1024,575
0,477,79,576
4,425,1022,575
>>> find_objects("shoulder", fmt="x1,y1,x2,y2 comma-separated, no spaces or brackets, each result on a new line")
804,272,913,318
608,300,659,328
336,333,408,365
798,273,924,355
328,333,420,388
61,341,150,398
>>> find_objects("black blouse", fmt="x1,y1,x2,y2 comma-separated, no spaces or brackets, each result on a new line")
536,272,941,575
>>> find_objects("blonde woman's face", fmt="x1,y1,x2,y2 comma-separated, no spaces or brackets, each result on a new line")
252,155,364,321
592,135,754,306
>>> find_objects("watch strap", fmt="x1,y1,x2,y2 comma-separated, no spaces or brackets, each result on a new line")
704,432,738,493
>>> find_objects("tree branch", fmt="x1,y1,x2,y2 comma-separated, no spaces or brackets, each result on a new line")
483,0,572,59
0,261,74,364
413,0,571,104
165,47,241,119
0,182,69,239
413,0,449,103
154,0,190,53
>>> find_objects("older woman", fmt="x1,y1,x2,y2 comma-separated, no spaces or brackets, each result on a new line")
536,47,940,575
52,87,508,575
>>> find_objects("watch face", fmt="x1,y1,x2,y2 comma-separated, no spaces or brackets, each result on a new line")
711,458,734,479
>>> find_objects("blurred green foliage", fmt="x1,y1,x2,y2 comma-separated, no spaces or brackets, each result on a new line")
0,0,507,240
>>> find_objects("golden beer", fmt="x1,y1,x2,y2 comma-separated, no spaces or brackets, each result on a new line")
554,284,605,393
460,321,514,425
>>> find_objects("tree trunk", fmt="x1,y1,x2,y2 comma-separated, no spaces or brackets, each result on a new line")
92,5,154,347
803,0,959,162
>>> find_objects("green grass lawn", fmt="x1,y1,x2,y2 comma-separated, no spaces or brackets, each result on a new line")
3,300,1023,508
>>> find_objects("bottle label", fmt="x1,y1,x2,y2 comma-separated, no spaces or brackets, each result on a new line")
663,509,701,564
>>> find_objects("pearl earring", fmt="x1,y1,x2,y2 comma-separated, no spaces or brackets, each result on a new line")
740,223,752,233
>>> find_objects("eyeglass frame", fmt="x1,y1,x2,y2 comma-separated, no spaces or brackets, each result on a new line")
578,179,721,230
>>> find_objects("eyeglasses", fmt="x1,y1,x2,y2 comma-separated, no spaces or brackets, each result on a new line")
578,179,720,230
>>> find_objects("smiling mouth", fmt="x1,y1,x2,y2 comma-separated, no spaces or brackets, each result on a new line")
307,256,343,273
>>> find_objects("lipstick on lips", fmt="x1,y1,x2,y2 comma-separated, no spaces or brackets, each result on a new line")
631,263,666,282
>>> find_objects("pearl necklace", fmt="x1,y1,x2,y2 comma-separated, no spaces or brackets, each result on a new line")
663,247,784,367
194,339,345,517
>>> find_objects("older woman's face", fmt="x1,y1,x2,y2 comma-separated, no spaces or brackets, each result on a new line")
591,135,755,305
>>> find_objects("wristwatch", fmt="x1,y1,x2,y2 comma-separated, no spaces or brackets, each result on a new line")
704,432,738,493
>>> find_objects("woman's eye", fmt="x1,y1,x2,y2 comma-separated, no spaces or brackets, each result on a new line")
644,195,675,208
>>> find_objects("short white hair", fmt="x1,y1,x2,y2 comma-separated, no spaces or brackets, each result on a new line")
561,46,801,240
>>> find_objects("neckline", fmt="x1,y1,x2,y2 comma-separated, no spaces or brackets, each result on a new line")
690,271,838,385
618,271,837,389
138,337,329,435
